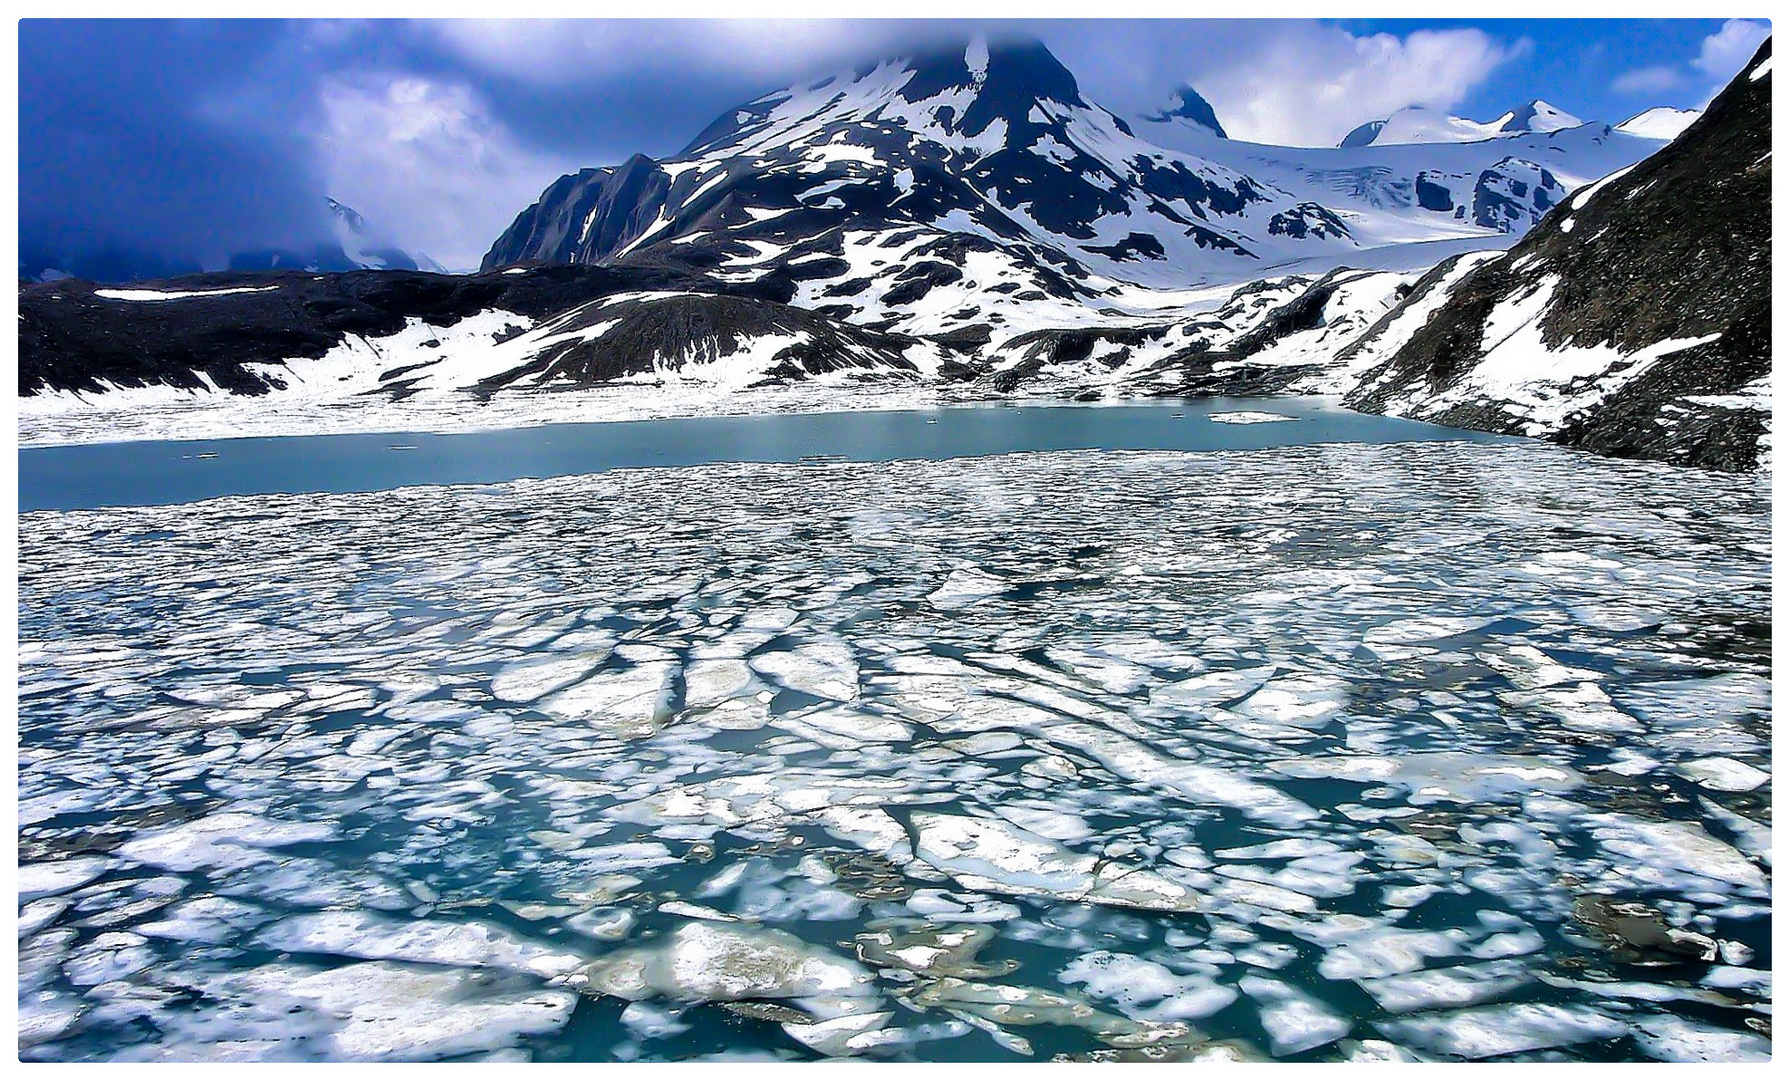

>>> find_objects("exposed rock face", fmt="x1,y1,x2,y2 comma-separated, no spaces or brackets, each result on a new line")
1346,40,1772,472
1140,85,1228,138
17,264,799,396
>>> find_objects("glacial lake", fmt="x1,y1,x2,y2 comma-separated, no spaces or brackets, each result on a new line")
16,397,1509,511
16,407,1771,1063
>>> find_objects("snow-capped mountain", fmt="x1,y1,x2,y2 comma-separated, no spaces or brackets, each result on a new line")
328,198,449,274
18,199,441,284
484,37,1331,297
1138,85,1227,139
1346,40,1771,471
1616,106,1702,140
25,34,1757,471
481,37,1673,366
1339,100,1584,147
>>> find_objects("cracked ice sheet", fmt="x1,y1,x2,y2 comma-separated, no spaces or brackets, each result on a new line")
16,440,1770,1062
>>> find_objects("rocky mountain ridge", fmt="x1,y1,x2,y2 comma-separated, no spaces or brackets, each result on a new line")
18,37,1768,471
1344,40,1772,471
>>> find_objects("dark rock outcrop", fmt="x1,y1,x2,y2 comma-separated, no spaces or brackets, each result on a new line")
18,264,793,396
1346,39,1772,472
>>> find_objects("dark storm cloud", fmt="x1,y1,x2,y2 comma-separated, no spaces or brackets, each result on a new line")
19,18,1733,275
19,20,336,266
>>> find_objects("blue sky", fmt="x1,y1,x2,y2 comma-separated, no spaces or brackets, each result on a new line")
1335,19,1770,120
18,18,1770,271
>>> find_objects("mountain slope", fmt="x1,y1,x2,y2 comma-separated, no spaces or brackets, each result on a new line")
485,38,1320,296
1616,107,1701,141
487,37,1666,342
1341,100,1584,147
1345,40,1772,471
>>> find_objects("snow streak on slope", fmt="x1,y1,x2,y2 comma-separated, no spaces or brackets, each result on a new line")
1345,38,1772,473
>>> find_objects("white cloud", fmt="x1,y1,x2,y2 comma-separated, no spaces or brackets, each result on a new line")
1611,65,1686,96
1192,25,1527,147
1691,19,1770,81
416,18,934,86
314,74,582,271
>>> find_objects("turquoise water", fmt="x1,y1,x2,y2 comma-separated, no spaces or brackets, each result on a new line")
15,416,1771,1062
17,398,1505,511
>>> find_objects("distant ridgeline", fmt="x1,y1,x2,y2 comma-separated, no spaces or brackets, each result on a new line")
17,36,1771,471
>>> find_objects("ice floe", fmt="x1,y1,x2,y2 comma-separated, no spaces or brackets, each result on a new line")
14,440,1771,1061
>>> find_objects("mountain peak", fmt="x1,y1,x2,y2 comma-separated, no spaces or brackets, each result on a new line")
1500,99,1583,134
901,35,1084,111
1615,106,1701,141
1342,99,1587,147
1141,84,1227,138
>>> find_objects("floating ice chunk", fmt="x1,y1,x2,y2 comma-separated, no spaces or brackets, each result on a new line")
1209,411,1296,424
18,855,110,901
1629,1015,1771,1063
1043,721,1316,827
137,895,271,943
1480,645,1602,690
1269,752,1582,804
1209,876,1319,914
490,650,610,703
1236,674,1348,726
1362,617,1494,646
993,805,1095,843
582,922,875,1003
683,659,755,708
814,806,914,865
566,908,637,942
1316,927,1459,980
909,977,1169,1045
1700,964,1769,996
621,1000,692,1039
1343,1039,1423,1062
18,897,68,937
781,706,912,745
1044,646,1153,695
1235,942,1298,969
913,811,1097,896
782,1010,893,1056
158,961,577,1062
118,811,338,872
1675,757,1769,792
752,643,859,701
540,662,676,737
1470,928,1544,959
19,989,85,1049
567,841,679,874
256,910,583,978
1060,952,1237,1019
903,890,1021,924
1698,797,1771,865
1378,1002,1627,1059
1239,974,1352,1056
659,901,736,922
856,924,1014,979
1217,838,1343,861
1589,814,1766,890
927,568,1008,611
1213,851,1362,899
1150,666,1275,710
1619,673,1769,727
911,811,1197,913
64,931,157,986
1601,747,1660,776
1356,960,1530,1013
1501,682,1641,734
